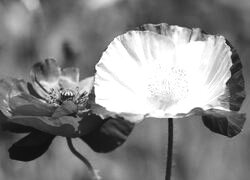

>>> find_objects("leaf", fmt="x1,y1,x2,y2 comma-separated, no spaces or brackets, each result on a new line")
81,116,135,153
202,109,246,137
8,131,55,161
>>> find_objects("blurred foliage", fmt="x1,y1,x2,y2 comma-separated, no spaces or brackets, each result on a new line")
0,0,250,180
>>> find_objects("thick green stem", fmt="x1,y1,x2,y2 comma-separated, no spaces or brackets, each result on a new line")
66,138,100,180
165,118,173,180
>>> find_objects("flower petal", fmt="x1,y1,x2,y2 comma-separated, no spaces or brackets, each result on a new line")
80,116,135,153
8,131,55,161
2,122,34,133
88,89,145,122
78,76,95,96
27,82,45,100
138,23,207,45
10,115,81,137
30,59,83,98
61,67,80,83
0,78,29,116
9,112,103,137
224,40,245,111
30,58,61,97
95,31,175,120
1,110,33,133
139,23,246,112
0,78,29,96
95,23,245,121
0,110,33,133
202,109,246,137
8,93,56,116
59,67,80,89
52,101,77,118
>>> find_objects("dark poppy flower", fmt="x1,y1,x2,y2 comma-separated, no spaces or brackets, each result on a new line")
94,23,246,137
0,59,134,162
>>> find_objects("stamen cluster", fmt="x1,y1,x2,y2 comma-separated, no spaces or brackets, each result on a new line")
48,87,88,108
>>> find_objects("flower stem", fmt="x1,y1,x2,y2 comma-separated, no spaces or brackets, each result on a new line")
165,118,173,180
66,138,100,180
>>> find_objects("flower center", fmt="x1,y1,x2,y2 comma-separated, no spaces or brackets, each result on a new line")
60,89,75,101
48,87,88,107
144,62,189,110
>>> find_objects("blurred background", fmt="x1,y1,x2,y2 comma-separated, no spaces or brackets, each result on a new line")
0,0,250,179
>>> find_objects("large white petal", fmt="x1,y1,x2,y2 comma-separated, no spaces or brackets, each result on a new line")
94,28,236,122
95,31,175,116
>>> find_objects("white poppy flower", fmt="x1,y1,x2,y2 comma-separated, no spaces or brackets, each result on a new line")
94,23,245,137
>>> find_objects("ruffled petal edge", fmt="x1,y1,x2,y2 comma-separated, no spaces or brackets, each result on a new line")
202,109,246,137
138,23,245,112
